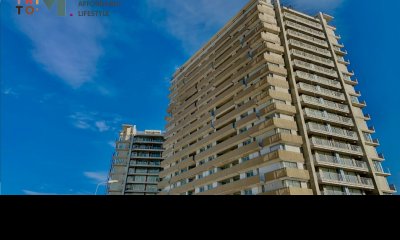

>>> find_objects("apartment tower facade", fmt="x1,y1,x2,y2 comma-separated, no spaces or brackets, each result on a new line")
108,125,164,195
159,0,396,195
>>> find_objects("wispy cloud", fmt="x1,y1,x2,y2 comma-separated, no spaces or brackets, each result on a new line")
95,121,110,132
3,88,18,96
69,111,123,132
108,141,116,148
84,171,108,184
23,190,56,195
10,3,106,89
146,0,344,53
145,0,247,53
281,0,344,13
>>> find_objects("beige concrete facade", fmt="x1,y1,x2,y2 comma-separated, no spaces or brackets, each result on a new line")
107,125,164,195
159,0,396,195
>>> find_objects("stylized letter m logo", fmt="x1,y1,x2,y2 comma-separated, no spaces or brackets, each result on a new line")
43,0,66,16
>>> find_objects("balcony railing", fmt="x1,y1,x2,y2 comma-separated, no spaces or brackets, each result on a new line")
307,122,358,140
285,20,325,38
310,137,362,154
283,12,323,30
323,190,347,195
304,108,353,126
333,46,347,55
289,39,331,57
301,95,349,113
287,29,328,47
295,71,341,89
318,172,374,187
298,82,344,100
293,60,338,77
291,49,334,66
314,154,368,170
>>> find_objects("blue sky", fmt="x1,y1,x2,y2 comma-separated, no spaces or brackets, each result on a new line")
1,0,399,195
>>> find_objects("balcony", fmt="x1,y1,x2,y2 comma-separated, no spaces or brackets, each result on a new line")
310,137,363,156
295,71,341,89
314,154,368,172
374,165,391,177
351,97,367,108
289,39,331,57
262,133,303,147
301,95,349,113
283,12,323,30
323,190,347,195
307,122,358,141
265,168,310,182
304,108,353,127
297,82,345,101
262,187,313,195
365,138,380,147
363,114,371,121
342,75,358,86
337,56,350,65
265,42,284,54
287,29,328,47
318,172,374,189
291,49,334,67
285,20,325,38
333,46,347,55
293,60,338,78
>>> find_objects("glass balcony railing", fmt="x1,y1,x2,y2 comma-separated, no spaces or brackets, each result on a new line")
292,49,334,66
323,190,347,195
318,172,374,187
294,60,338,77
314,153,368,170
285,20,325,38
289,39,331,57
287,29,328,47
296,71,341,89
304,108,353,126
307,122,357,140
310,137,362,154
283,12,323,30
301,95,349,113
298,82,344,100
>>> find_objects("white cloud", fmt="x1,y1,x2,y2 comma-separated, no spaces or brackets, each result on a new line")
11,3,106,88
69,111,122,132
23,190,56,195
146,0,248,53
95,121,110,132
84,171,108,184
146,0,344,53
281,0,344,13
3,88,18,96
108,141,116,148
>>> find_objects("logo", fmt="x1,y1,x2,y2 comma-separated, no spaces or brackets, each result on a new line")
16,0,66,16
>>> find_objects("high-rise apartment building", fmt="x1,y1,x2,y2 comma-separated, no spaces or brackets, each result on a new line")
159,0,396,195
107,125,164,195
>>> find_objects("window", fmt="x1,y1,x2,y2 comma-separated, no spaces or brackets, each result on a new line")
147,176,158,183
199,187,205,193
246,171,254,178
373,161,383,172
207,184,213,190
209,169,215,175
243,139,252,146
363,132,373,142
270,144,284,152
285,180,301,188
244,189,253,195
239,127,248,134
283,162,298,169
242,156,250,162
